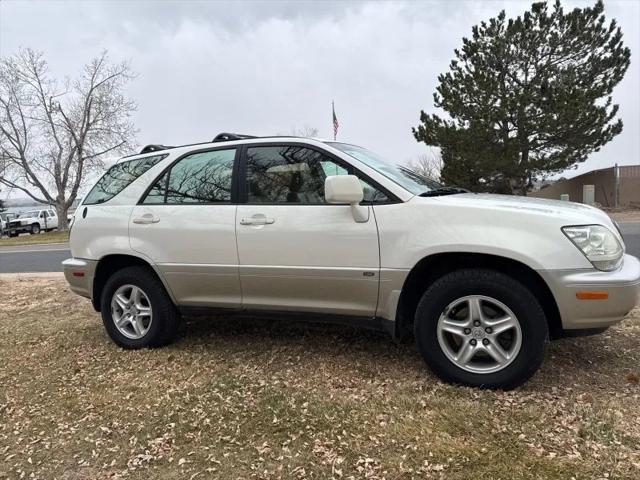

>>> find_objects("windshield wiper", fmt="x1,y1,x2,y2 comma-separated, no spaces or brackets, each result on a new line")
419,187,469,197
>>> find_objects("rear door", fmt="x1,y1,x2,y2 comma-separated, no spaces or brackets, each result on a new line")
129,147,241,308
235,143,388,317
48,210,58,229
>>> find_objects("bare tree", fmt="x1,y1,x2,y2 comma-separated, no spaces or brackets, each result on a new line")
0,48,136,229
278,125,319,138
409,150,443,182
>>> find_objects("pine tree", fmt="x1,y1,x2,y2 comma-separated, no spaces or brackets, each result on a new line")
413,0,630,194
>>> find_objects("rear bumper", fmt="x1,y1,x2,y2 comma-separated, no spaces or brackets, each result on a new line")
540,254,640,329
62,258,97,299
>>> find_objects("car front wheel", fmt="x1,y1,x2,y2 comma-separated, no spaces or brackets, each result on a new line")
414,269,548,390
100,266,180,349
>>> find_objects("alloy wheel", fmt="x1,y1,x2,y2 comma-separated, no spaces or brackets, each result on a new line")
110,284,153,340
436,295,522,374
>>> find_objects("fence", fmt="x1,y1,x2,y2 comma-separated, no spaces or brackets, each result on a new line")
529,165,640,208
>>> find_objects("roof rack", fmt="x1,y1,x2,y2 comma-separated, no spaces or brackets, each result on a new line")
137,133,257,155
139,144,175,154
212,133,256,142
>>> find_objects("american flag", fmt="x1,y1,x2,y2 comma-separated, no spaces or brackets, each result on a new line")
332,101,339,140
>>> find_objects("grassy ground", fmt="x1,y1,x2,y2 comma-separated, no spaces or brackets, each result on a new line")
1,277,639,480
0,230,69,247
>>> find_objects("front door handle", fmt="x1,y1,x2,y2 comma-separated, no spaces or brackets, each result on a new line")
240,214,275,226
133,214,160,224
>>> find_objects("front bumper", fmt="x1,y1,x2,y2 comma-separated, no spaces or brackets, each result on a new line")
62,258,97,299
540,254,640,329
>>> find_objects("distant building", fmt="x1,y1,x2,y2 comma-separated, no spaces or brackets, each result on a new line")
529,165,640,208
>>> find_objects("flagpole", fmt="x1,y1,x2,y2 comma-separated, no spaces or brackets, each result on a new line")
332,100,336,141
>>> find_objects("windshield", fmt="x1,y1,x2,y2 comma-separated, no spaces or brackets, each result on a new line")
327,143,441,195
18,211,39,218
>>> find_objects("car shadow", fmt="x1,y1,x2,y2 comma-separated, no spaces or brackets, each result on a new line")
178,314,428,379
167,315,636,391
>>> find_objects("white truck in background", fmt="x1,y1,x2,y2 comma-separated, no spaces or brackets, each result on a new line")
3,208,58,237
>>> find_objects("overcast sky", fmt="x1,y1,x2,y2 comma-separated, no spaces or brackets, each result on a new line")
1,0,639,200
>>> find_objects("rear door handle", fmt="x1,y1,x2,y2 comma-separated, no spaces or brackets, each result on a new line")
133,214,160,224
240,215,275,226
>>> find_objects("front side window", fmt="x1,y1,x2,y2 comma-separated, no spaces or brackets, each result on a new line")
143,149,235,204
84,154,167,205
245,145,388,204
327,142,441,195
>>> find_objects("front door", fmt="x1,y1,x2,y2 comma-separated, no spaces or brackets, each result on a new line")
129,147,241,307
235,144,385,317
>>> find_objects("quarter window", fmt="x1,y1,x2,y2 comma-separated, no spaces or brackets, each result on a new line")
84,154,167,205
245,146,388,204
142,149,235,204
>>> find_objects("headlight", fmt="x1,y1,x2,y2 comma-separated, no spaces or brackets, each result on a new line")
562,225,624,271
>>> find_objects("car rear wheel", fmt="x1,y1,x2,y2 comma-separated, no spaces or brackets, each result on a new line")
31,223,40,234
100,266,180,349
414,269,548,390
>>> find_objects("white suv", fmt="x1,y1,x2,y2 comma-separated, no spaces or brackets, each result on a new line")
63,134,640,389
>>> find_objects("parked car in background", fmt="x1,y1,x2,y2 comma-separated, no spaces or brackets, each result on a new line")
5,209,58,237
63,133,640,389
0,212,17,237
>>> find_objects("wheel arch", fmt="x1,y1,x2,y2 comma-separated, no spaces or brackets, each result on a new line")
92,253,175,311
396,252,562,340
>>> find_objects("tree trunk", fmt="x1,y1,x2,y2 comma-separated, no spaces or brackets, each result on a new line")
55,203,69,231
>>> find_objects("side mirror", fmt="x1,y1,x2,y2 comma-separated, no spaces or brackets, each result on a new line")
325,175,369,223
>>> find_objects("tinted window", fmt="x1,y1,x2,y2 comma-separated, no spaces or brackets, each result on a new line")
246,145,388,204
84,154,167,205
143,149,235,204
143,172,168,204
327,142,441,195
319,161,388,203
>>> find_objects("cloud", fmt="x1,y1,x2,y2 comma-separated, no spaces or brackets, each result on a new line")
1,0,638,198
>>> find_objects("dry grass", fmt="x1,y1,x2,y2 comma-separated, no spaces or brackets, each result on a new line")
0,230,69,247
1,277,639,480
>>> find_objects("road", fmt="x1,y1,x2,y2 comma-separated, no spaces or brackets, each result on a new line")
2,223,640,273
0,243,71,273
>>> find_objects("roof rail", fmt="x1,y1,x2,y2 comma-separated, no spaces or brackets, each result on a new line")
212,133,256,142
140,144,175,154
137,133,256,155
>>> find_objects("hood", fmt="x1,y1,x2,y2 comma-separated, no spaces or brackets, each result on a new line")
414,192,617,230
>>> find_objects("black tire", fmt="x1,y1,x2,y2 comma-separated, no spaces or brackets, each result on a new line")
414,269,548,390
100,266,180,349
31,223,40,234
9,231,18,238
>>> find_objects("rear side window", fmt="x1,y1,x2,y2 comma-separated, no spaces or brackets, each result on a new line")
83,154,167,205
142,149,235,204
